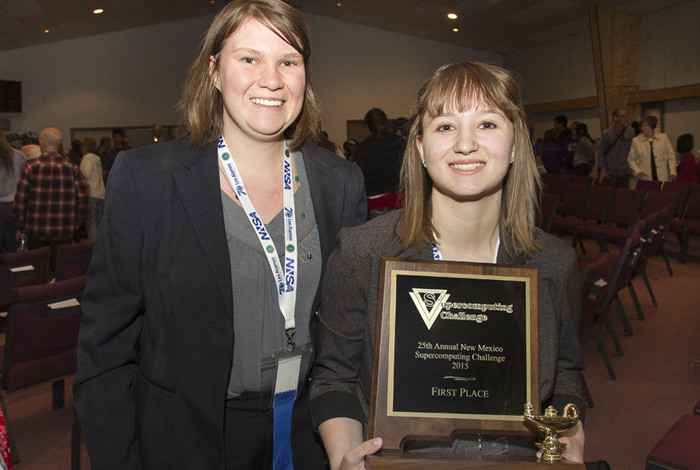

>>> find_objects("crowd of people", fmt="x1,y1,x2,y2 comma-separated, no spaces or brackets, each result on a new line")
0,1,696,469
534,109,698,187
0,125,133,265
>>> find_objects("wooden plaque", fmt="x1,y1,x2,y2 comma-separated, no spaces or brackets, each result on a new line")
368,257,540,453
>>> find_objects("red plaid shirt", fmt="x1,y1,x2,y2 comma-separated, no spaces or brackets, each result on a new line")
13,152,89,241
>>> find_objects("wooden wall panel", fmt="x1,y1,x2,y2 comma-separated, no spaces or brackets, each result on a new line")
589,5,641,128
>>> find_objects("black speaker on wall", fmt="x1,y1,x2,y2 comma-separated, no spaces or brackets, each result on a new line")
0,80,22,113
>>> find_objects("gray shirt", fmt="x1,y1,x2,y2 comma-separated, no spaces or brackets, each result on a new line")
599,126,635,177
223,151,321,397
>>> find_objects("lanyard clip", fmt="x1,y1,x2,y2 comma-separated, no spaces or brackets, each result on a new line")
285,328,296,353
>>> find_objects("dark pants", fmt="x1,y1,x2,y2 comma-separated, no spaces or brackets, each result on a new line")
0,203,17,253
224,390,324,469
26,235,72,277
610,174,629,188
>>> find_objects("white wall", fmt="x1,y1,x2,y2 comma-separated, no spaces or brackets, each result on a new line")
305,14,501,144
0,16,212,142
0,12,500,148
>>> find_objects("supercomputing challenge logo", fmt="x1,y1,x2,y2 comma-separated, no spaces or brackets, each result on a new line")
410,288,511,330
409,289,449,330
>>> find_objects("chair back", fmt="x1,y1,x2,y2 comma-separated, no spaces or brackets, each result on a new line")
640,190,678,221
604,230,643,303
662,181,691,218
545,174,570,197
643,208,671,259
0,275,86,393
571,175,594,188
683,184,700,220
579,253,611,329
635,180,662,192
54,242,95,281
606,188,644,227
537,193,559,233
557,183,589,218
596,175,614,186
580,185,614,222
0,247,50,288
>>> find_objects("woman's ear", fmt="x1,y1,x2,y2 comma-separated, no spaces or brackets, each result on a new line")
209,55,220,91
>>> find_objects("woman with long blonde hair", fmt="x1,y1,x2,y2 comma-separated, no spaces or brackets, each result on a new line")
311,62,586,469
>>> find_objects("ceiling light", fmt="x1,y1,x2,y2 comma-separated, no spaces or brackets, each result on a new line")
92,8,104,14
43,29,50,34
337,2,342,6
447,13,458,19
452,28,459,32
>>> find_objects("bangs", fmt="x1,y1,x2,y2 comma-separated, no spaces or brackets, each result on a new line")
421,63,521,123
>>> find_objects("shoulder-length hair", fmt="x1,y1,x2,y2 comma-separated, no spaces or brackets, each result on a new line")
399,61,541,257
178,0,320,150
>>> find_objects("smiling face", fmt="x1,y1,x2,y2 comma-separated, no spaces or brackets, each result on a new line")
418,105,514,203
209,18,306,145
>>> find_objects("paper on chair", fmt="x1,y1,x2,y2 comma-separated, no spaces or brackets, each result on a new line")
48,298,80,309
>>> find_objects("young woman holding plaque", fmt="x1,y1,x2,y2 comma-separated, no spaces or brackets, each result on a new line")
310,62,586,469
73,1,366,468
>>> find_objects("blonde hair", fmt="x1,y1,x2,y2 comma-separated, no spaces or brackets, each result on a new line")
178,0,320,149
399,62,541,257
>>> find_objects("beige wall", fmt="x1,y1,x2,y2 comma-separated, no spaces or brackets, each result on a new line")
505,0,700,150
0,12,500,148
1,1,698,152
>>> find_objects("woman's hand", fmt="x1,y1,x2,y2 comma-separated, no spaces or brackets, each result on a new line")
338,437,383,470
319,417,383,470
537,420,585,464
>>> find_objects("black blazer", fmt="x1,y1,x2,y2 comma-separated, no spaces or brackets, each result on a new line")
74,139,366,469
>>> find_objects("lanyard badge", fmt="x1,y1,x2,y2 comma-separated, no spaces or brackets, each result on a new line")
217,136,300,470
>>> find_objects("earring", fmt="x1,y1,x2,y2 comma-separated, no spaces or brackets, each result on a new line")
510,149,515,164
421,160,427,168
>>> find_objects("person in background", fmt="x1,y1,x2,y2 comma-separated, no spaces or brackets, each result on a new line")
573,122,594,176
558,115,576,175
353,108,405,196
73,1,366,468
79,137,106,241
628,115,676,183
67,139,83,166
20,144,41,160
97,136,112,157
100,127,129,183
310,61,585,469
0,133,26,252
342,139,358,161
12,127,88,267
676,133,698,183
630,121,641,136
598,107,634,187
536,129,562,174
318,130,340,154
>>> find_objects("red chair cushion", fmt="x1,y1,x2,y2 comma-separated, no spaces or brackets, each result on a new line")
646,414,700,470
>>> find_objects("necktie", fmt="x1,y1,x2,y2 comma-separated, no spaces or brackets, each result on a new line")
649,141,658,181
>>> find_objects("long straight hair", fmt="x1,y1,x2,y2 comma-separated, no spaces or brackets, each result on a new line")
399,62,541,257
178,0,320,150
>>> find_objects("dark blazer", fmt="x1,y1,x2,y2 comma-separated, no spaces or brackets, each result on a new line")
74,139,366,469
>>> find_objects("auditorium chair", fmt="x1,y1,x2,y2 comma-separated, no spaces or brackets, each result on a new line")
0,246,50,288
646,412,700,470
54,242,95,281
0,275,86,464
